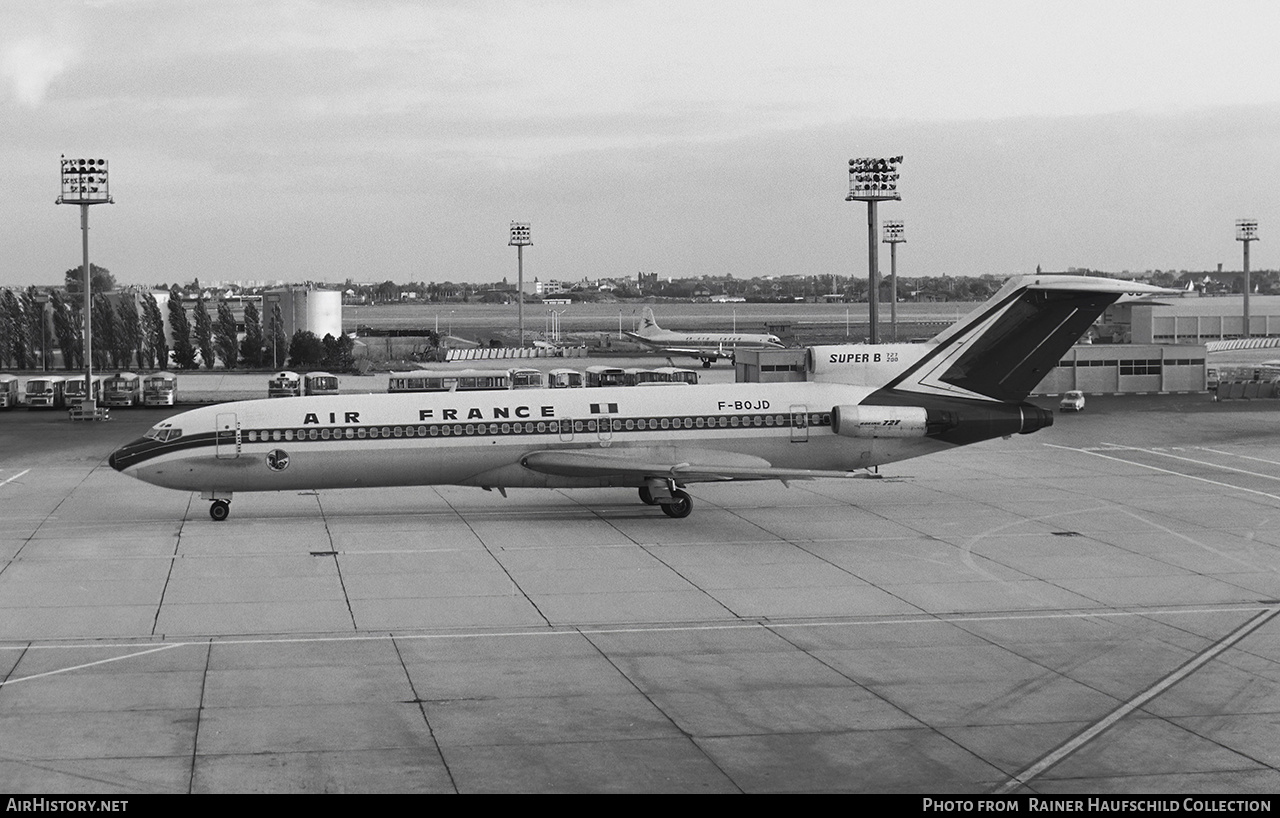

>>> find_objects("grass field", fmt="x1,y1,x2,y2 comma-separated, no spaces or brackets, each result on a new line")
344,299,977,348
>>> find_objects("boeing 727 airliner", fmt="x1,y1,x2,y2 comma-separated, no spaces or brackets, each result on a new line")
622,307,784,366
110,275,1170,521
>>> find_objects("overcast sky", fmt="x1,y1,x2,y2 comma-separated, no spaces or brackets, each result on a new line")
2,0,1277,289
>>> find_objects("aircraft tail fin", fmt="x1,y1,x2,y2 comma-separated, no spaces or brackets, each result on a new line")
888,275,1176,403
638,308,663,338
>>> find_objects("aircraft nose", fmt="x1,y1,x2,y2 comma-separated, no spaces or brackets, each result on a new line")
109,437,153,472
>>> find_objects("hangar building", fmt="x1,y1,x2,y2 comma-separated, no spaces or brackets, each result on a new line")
736,344,1207,395
1108,295,1280,345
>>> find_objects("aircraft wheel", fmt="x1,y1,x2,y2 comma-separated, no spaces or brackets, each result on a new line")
639,486,657,505
660,490,693,519
702,360,713,368
209,500,231,522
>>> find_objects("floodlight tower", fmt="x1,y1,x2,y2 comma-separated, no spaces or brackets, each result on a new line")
1236,219,1258,339
846,155,902,344
882,219,905,342
509,222,532,347
56,156,113,421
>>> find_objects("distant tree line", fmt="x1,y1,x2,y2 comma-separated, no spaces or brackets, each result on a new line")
348,271,1020,304
0,270,354,372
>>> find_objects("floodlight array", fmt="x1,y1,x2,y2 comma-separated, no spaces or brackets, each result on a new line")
58,155,111,202
509,221,532,246
882,219,906,243
847,155,903,201
1236,219,1259,242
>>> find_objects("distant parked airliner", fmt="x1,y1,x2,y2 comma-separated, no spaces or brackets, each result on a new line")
622,308,784,367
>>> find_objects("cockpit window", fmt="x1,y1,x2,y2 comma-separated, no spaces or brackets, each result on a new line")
144,426,182,442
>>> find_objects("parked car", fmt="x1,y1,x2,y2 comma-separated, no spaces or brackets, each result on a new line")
1059,390,1086,412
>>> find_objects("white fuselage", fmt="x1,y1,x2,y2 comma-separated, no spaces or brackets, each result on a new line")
109,274,1175,520
114,381,946,495
627,328,783,353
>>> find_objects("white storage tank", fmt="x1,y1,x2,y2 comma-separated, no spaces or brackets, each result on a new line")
269,287,343,340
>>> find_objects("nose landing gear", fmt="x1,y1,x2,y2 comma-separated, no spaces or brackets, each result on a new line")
201,491,234,522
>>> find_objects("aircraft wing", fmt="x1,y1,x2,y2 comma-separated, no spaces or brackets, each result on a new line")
520,447,871,483
664,348,729,361
620,332,726,358
625,340,729,361
620,331,659,346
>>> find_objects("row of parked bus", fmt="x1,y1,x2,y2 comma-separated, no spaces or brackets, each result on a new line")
385,366,699,394
267,371,341,398
0,372,178,410
1,366,703,408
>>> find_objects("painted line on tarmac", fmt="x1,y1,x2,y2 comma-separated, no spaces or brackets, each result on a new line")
0,469,30,487
3,605,1275,690
0,643,187,687
1196,446,1280,469
1046,443,1280,503
994,604,1280,794
3,603,1276,654
1100,443,1280,483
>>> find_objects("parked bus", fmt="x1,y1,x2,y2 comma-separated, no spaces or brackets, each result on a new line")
623,368,665,386
548,368,583,389
63,375,103,404
585,366,626,388
508,368,544,389
387,371,454,393
103,372,142,407
653,366,699,385
303,371,340,396
0,374,18,409
142,372,178,406
387,369,510,393
25,375,67,409
268,371,302,398
452,369,511,391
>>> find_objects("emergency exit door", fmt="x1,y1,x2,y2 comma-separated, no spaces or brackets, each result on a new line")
790,405,809,443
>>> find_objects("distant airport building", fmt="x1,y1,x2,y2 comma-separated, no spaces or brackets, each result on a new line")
1118,295,1280,344
736,343,1207,394
1033,344,1207,395
734,349,811,383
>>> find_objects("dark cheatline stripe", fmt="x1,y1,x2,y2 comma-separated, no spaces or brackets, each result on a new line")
241,411,832,445
115,411,835,469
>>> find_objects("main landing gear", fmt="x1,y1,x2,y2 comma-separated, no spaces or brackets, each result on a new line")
639,482,693,518
661,489,692,518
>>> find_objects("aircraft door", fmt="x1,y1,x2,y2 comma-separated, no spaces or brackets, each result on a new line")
559,417,575,442
597,416,613,445
789,404,809,443
215,412,240,459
